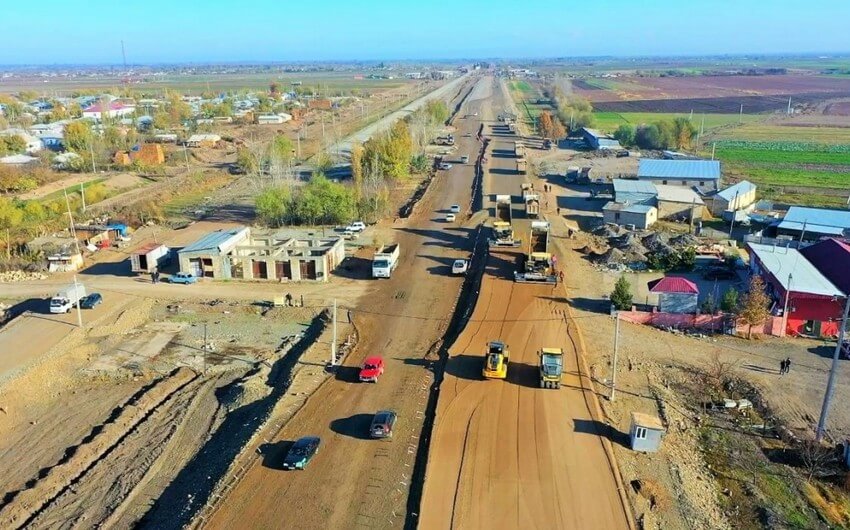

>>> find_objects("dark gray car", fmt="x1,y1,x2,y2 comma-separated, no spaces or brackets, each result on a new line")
369,410,397,439
282,436,321,470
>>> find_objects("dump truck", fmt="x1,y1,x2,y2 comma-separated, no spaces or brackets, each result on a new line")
514,141,525,158
130,243,171,274
539,348,564,388
520,182,535,199
516,158,527,175
482,340,509,379
50,283,87,314
525,196,540,218
490,195,520,247
372,244,400,279
515,221,556,284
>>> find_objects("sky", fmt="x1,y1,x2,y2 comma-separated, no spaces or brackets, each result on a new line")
1,0,849,65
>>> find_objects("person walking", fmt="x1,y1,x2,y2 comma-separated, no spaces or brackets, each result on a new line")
779,359,786,375
784,357,792,374
285,293,293,307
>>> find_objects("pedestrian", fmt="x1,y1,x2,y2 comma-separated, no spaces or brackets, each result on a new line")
150,271,156,284
785,357,792,374
779,359,786,375
559,270,565,284
557,207,561,216
285,293,293,307
300,294,304,308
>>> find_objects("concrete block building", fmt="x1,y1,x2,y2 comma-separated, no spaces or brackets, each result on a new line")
648,277,699,314
707,180,757,217
602,202,657,229
178,227,251,278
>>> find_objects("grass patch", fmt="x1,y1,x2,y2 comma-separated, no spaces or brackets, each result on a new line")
716,147,850,166
510,80,533,93
713,124,850,144
730,167,850,188
39,177,108,202
594,111,763,133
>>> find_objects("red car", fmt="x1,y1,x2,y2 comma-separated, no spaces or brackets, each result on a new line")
359,356,385,383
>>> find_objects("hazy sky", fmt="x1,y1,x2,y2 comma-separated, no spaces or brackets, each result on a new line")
1,0,848,64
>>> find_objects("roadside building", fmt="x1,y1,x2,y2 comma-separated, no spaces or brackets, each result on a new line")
602,202,657,229
776,206,850,242
629,412,665,453
648,276,700,314
747,242,845,338
637,159,721,191
186,134,221,148
707,180,757,218
229,232,345,282
257,114,290,125
612,179,657,205
800,238,850,296
579,127,621,150
655,185,705,221
178,227,251,278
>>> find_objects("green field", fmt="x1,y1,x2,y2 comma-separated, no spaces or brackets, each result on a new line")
593,111,763,133
712,124,850,144
510,80,534,93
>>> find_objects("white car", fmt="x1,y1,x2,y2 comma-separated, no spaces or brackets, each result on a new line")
460,155,469,164
452,259,469,275
438,162,452,170
446,213,456,222
449,205,461,213
346,221,366,232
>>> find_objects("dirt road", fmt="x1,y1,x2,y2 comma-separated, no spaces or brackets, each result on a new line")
418,250,630,529
200,77,486,530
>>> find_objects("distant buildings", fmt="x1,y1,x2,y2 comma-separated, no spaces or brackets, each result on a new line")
186,134,221,148
706,180,757,218
82,101,136,121
776,206,850,242
579,127,621,150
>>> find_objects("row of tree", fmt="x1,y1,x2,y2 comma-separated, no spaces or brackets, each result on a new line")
612,118,698,151
547,86,595,132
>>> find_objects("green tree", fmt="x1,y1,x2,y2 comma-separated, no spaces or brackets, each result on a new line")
236,147,259,174
610,275,634,311
268,135,294,164
721,287,739,312
0,134,27,154
737,275,771,338
0,197,23,259
634,124,662,150
425,100,449,124
350,143,364,202
255,186,291,227
672,117,697,150
64,121,94,154
613,124,635,146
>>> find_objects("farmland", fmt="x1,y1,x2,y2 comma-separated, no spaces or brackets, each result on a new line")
593,111,763,133
710,123,850,144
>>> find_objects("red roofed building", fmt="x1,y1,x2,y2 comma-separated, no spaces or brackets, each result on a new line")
82,101,136,121
648,276,699,314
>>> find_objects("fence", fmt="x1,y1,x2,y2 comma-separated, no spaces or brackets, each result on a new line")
618,307,786,337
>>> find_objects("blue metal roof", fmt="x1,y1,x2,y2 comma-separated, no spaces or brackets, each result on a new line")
777,206,850,236
181,227,248,254
716,180,756,202
638,159,721,181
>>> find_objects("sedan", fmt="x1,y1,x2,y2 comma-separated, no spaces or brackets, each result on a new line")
452,259,469,275
446,213,456,222
169,272,198,284
438,162,452,170
80,293,103,309
449,205,461,213
282,436,321,470
370,410,398,439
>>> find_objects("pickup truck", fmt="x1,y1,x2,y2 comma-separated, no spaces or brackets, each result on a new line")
372,244,400,279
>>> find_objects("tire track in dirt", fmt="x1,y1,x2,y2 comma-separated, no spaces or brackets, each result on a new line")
0,367,198,529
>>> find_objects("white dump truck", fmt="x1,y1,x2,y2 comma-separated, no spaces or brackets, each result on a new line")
372,244,400,279
49,283,87,314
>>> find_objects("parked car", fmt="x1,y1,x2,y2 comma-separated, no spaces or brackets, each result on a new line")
169,272,198,284
446,213,456,222
282,436,321,470
342,228,359,240
370,410,398,439
346,221,366,233
452,259,469,275
703,268,737,281
438,162,452,170
80,293,103,309
460,155,470,164
359,356,385,383
450,205,461,213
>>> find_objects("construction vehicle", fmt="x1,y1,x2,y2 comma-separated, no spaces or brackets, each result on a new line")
516,158,527,175
50,283,87,314
482,341,509,379
514,141,525,158
538,348,564,389
490,195,520,247
521,183,539,218
372,244,400,279
515,221,557,284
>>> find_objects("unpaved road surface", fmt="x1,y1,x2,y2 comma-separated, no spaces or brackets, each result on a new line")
201,77,485,530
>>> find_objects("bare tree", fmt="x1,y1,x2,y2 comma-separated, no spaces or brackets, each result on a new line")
799,440,834,482
703,351,740,394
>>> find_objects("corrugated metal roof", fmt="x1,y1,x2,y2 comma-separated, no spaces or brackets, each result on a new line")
716,180,756,202
597,138,622,149
655,185,705,205
638,159,721,181
648,276,699,294
748,242,844,297
613,179,657,195
777,206,850,236
603,201,656,214
181,227,248,254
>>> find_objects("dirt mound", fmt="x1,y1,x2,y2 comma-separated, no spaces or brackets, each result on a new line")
642,233,675,255
592,224,623,238
218,364,273,412
592,247,627,266
670,234,699,248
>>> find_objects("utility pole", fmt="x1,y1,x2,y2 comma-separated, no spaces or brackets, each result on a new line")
799,220,808,244
80,182,87,212
816,295,850,442
72,274,83,328
183,144,191,173
331,299,338,366
610,312,620,402
739,103,744,123
689,198,697,234
88,140,97,173
782,273,793,335
728,190,740,237
711,142,716,160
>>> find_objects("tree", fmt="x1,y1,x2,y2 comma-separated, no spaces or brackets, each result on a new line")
550,116,566,140
255,186,291,227
236,147,259,174
703,352,739,395
0,134,27,155
613,124,635,146
635,124,662,150
610,275,634,311
673,117,697,150
64,121,94,155
350,143,364,202
721,288,739,312
737,275,771,338
537,111,555,139
0,197,23,259
425,100,449,124
268,135,294,164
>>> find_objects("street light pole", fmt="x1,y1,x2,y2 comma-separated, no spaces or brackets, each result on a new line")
610,312,620,402
73,274,83,328
816,295,850,442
